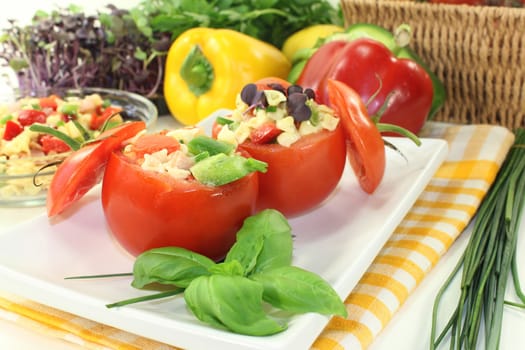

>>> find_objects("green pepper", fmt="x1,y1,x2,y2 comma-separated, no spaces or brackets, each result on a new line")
190,153,268,186
289,23,446,120
187,135,235,156
59,103,79,116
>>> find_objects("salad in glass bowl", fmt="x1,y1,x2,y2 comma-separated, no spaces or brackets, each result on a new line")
0,87,157,207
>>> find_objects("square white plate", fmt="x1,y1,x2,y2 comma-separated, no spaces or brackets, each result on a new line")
0,128,447,350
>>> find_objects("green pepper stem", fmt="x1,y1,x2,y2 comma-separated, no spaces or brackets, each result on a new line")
180,45,214,97
376,122,421,146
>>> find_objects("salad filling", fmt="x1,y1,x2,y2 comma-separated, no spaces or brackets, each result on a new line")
1,93,123,158
0,93,124,199
122,127,267,186
215,83,339,147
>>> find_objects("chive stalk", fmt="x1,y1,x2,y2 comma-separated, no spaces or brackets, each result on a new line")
430,128,525,350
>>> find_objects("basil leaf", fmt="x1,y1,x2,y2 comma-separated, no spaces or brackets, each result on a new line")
184,275,286,335
208,260,244,276
251,266,348,318
225,209,293,275
131,247,215,289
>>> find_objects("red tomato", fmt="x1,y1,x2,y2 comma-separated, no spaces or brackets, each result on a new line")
17,109,47,126
2,120,24,141
39,134,71,154
238,124,346,217
47,121,146,217
101,151,259,260
327,79,385,194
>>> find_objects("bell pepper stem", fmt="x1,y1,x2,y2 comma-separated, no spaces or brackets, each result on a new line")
180,45,214,96
392,24,412,55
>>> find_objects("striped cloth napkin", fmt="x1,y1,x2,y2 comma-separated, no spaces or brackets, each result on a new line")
0,122,516,350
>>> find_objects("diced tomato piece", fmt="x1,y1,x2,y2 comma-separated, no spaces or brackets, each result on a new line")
90,106,122,130
128,133,181,159
250,122,282,144
39,95,59,111
39,134,71,154
3,120,24,141
17,109,47,126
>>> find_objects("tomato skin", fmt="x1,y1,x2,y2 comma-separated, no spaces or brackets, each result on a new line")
101,151,259,260
238,124,346,217
254,77,291,91
327,79,385,194
47,121,146,217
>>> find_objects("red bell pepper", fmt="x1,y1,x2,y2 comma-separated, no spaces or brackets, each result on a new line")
297,38,434,135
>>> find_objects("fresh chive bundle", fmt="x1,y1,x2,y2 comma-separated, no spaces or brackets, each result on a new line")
431,128,525,349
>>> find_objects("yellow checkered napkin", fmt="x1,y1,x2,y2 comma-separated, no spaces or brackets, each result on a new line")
313,123,515,349
0,122,516,350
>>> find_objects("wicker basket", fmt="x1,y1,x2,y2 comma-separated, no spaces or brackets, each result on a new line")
341,0,525,129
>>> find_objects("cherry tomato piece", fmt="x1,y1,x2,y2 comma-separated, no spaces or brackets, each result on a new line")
39,134,71,154
249,122,282,144
47,121,146,217
327,79,385,194
238,124,346,217
17,109,47,126
2,120,24,141
101,151,259,260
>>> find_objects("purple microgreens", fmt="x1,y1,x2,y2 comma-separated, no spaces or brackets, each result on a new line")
240,83,268,115
287,93,311,122
304,88,315,100
286,85,303,95
239,82,315,122
267,83,286,95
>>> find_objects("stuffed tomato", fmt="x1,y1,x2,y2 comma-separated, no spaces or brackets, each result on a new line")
101,128,266,260
213,82,346,217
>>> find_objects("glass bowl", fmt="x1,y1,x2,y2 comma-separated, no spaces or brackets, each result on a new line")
0,87,158,207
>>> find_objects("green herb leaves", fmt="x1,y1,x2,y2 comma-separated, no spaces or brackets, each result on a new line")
113,209,347,336
131,0,343,49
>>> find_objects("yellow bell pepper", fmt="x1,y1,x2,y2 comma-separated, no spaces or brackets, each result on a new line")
164,28,291,125
281,24,344,62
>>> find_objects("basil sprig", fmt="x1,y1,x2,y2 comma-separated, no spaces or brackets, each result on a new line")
103,209,347,336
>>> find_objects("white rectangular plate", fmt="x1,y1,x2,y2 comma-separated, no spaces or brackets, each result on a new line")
0,132,448,350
